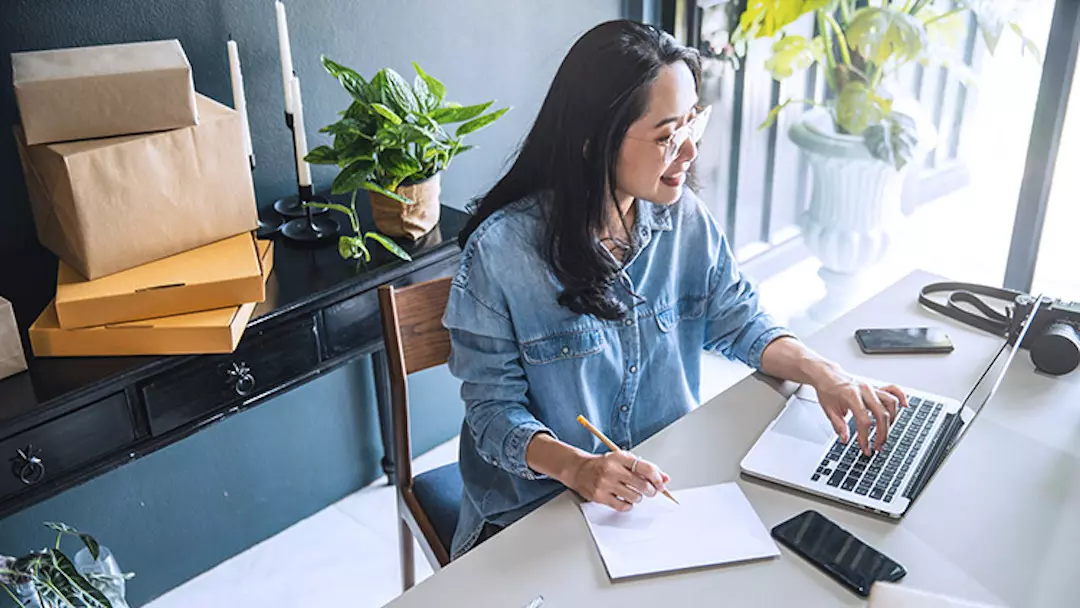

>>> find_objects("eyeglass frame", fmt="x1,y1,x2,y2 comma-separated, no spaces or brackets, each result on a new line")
624,104,712,164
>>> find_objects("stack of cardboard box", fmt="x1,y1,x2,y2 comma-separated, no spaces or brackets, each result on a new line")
11,39,272,357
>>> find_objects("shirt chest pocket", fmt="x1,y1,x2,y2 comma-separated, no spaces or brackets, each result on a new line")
656,297,706,333
521,329,606,365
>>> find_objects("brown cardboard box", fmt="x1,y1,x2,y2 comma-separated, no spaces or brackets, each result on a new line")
0,297,28,380
29,240,273,357
13,40,198,145
55,232,267,329
15,94,258,280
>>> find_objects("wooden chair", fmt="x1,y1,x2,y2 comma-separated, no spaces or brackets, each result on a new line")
377,277,463,591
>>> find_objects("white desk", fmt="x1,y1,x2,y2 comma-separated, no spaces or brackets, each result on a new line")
387,271,1080,607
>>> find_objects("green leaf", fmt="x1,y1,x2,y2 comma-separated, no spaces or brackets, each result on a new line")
332,158,376,195
413,74,436,113
321,56,369,103
738,0,825,39
51,550,110,607
370,103,403,126
362,181,414,205
958,0,1010,54
835,82,890,135
920,7,967,48
384,68,421,116
1010,22,1043,63
412,62,446,104
864,112,920,170
344,101,368,122
338,141,374,167
382,150,422,179
304,145,338,165
846,7,927,68
365,232,413,261
321,117,368,137
337,235,368,260
455,107,509,137
430,101,493,124
321,56,359,81
369,70,390,106
764,35,818,80
759,99,796,130
45,522,79,536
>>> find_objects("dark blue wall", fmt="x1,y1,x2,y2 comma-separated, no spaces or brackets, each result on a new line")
0,0,622,605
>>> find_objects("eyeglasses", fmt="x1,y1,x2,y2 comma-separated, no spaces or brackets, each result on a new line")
628,105,712,164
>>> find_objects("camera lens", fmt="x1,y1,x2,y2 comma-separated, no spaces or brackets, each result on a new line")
1030,321,1080,376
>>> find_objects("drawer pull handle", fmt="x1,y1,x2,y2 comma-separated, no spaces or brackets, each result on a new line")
13,445,45,485
226,361,256,396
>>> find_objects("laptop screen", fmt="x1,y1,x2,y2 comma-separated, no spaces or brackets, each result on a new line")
954,294,1042,423
904,295,1042,502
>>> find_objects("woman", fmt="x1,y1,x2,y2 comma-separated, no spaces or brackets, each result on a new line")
442,20,907,560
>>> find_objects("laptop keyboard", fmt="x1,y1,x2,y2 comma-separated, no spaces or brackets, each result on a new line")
810,397,943,503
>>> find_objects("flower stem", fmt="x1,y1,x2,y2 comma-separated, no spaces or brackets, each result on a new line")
924,7,964,25
817,10,839,93
824,14,853,67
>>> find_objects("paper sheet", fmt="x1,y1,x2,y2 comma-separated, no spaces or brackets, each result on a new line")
580,482,779,580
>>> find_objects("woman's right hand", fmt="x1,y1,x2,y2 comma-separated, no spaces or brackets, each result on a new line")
567,451,670,512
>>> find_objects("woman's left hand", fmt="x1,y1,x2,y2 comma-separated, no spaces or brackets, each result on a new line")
812,371,909,456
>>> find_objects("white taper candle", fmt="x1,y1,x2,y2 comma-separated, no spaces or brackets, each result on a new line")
275,1,295,114
226,39,254,162
291,75,312,187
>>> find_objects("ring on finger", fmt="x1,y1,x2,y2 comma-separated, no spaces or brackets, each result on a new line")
631,455,641,474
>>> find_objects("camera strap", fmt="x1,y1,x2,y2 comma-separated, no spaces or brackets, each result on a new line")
918,282,1026,338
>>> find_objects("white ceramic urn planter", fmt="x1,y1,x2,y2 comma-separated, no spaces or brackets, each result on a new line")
789,104,936,275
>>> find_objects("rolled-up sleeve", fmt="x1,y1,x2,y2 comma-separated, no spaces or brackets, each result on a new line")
443,241,552,480
702,230,795,370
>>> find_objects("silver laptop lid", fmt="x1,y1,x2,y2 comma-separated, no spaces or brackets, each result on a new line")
904,294,1043,502
955,293,1043,423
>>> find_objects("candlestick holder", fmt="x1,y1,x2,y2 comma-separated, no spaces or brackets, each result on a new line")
274,111,329,219
280,185,340,242
257,211,283,239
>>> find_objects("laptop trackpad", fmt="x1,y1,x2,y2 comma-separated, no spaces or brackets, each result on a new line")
772,396,835,446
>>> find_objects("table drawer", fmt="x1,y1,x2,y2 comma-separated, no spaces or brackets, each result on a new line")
142,315,320,436
322,256,459,358
1,392,134,502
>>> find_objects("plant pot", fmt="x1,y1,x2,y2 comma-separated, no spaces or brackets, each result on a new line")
369,173,441,241
789,103,936,275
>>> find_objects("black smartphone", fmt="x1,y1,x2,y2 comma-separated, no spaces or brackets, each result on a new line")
771,510,906,597
854,327,954,355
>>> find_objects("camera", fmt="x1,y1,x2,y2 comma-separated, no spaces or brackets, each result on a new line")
1014,295,1080,376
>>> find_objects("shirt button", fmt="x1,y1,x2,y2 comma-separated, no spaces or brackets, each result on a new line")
561,346,570,354
492,458,499,467
620,404,629,412
624,318,633,326
629,365,637,373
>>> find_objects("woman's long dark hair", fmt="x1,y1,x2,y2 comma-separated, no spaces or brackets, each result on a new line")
459,20,701,320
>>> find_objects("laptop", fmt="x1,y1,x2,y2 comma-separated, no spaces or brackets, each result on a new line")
740,297,1042,518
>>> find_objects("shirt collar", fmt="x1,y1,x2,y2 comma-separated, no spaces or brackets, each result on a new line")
637,199,673,232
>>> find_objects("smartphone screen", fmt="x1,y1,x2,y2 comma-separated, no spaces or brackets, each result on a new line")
771,510,906,597
855,327,954,354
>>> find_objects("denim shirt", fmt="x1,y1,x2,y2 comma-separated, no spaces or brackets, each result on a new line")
442,189,793,559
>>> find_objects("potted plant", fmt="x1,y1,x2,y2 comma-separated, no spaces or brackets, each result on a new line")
1,522,133,608
729,0,1040,274
305,57,509,249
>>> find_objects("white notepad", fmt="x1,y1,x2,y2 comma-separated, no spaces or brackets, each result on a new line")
580,482,779,580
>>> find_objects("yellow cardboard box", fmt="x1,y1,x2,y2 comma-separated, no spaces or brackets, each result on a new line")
30,240,273,357
55,232,266,329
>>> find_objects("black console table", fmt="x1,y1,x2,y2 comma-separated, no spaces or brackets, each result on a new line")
0,202,468,520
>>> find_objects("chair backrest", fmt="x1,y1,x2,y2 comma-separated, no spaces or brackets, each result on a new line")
377,277,453,491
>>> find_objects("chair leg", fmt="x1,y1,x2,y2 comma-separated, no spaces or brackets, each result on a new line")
399,517,416,591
